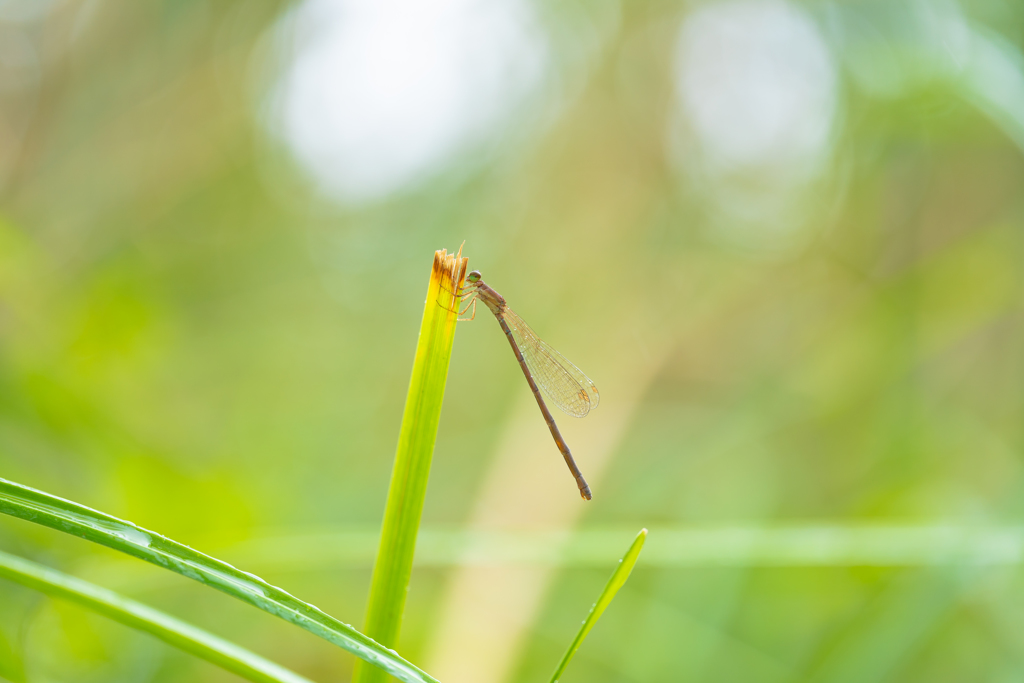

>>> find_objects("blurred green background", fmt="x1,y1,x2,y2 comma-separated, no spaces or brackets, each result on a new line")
4,0,1024,681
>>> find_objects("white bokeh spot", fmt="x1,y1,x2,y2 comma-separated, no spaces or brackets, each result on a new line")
271,0,548,204
675,0,836,174
671,0,839,248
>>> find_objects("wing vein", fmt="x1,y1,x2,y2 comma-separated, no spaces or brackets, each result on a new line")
502,307,600,418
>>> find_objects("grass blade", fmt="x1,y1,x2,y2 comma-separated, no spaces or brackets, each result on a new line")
549,528,648,683
0,625,24,683
353,247,467,683
0,550,314,683
0,477,439,683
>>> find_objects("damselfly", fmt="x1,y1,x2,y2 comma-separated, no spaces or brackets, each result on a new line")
458,270,600,500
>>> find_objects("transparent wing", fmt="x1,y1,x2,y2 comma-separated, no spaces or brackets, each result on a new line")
502,307,600,418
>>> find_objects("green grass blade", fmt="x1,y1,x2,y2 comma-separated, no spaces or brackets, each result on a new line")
549,528,648,683
0,477,439,683
353,247,467,683
0,550,313,683
0,624,24,683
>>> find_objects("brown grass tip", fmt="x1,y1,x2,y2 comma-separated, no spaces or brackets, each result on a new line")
433,246,469,295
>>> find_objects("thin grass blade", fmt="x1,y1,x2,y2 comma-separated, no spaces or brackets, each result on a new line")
0,477,439,683
549,528,648,683
0,550,314,683
353,247,467,683
0,625,24,683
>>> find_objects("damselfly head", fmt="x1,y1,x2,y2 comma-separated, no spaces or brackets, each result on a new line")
465,270,482,283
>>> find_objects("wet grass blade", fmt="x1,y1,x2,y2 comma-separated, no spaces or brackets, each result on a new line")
0,550,314,683
353,247,467,683
549,528,648,683
0,477,439,683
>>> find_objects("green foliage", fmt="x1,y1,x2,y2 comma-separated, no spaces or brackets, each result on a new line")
0,478,438,683
353,249,467,683
549,529,647,683
0,550,312,683
6,1,1024,680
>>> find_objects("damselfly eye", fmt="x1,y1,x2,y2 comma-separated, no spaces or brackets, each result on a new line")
466,270,482,283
